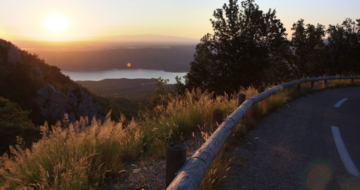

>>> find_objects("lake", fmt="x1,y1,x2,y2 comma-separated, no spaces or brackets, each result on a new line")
61,69,188,84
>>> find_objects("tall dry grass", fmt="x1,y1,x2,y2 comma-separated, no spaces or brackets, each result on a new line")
1,80,359,189
0,115,134,189
0,88,238,189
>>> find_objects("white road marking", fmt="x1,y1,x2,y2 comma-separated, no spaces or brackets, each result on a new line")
331,126,360,176
334,98,348,107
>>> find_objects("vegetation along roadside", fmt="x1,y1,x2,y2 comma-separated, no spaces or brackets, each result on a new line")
0,78,359,189
0,0,359,188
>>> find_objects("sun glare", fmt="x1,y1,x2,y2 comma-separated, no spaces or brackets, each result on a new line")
44,14,69,33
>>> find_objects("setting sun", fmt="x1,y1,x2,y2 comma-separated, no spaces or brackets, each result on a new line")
44,14,69,33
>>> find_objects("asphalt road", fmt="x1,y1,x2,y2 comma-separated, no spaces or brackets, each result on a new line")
218,87,360,190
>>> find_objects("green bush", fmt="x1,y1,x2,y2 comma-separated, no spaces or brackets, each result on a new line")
0,96,39,154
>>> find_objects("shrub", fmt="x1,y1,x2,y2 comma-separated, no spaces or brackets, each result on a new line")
0,96,39,154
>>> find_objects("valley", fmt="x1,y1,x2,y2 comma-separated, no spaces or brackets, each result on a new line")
76,78,176,97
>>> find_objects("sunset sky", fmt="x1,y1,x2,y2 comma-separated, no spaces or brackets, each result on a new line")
1,0,359,41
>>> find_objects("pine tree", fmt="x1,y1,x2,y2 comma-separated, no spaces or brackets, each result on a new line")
325,18,360,75
282,19,326,78
179,0,288,95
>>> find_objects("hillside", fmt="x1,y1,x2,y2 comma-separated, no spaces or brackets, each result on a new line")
0,38,111,152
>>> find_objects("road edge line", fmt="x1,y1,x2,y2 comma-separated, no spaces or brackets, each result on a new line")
334,98,348,108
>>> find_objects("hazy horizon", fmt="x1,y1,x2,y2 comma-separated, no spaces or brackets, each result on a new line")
1,0,359,43
7,34,200,52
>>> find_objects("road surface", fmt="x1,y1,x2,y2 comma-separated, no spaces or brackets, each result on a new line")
219,87,360,190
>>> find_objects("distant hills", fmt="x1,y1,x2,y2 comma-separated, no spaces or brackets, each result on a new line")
6,34,197,72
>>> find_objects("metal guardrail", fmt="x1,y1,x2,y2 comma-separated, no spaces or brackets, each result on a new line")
167,76,360,190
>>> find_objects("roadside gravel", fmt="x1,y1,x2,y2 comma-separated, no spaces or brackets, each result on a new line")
104,138,199,190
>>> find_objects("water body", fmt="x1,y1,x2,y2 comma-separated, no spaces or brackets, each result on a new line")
61,69,188,84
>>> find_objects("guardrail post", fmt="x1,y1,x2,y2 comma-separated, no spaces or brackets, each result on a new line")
296,77,301,89
311,81,315,89
285,79,291,89
238,93,246,107
351,78,354,83
258,86,265,94
323,79,327,88
166,142,187,187
212,109,224,130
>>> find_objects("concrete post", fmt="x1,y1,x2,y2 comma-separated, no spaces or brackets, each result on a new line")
285,79,291,89
238,93,246,107
323,79,327,88
166,142,187,187
296,77,301,89
311,81,315,89
211,109,224,130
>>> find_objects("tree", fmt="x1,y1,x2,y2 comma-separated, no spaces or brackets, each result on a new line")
282,19,326,78
325,18,360,75
178,0,288,95
139,77,174,116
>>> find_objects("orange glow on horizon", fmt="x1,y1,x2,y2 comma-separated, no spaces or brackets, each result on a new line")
127,63,131,67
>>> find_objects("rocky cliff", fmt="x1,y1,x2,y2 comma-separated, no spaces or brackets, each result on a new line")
34,84,103,123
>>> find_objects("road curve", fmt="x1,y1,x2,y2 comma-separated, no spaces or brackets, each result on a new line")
218,87,360,190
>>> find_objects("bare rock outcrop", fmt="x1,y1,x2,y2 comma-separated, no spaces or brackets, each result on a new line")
66,87,103,122
31,67,43,79
34,84,103,123
0,43,21,65
8,45,21,65
34,84,67,121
